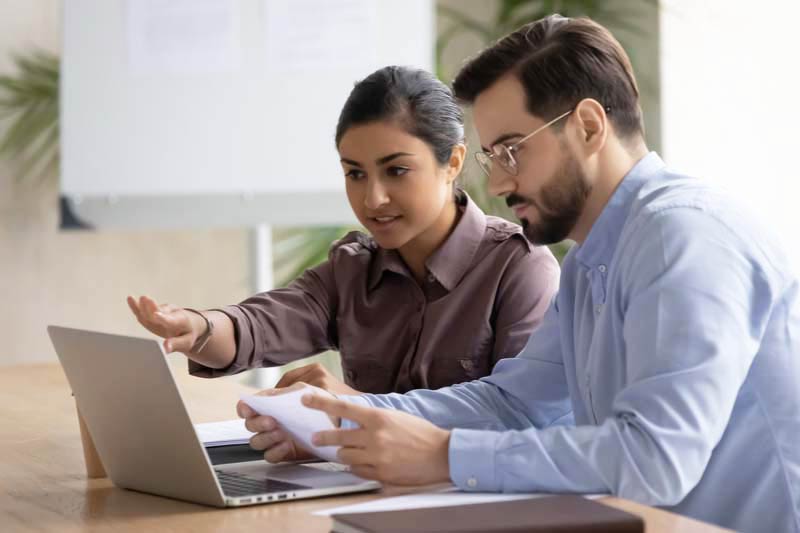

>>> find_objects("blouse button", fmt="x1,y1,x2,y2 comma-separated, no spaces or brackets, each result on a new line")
467,477,478,488
598,264,607,273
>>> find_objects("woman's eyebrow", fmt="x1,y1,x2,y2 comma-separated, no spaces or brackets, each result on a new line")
376,152,414,165
340,157,363,167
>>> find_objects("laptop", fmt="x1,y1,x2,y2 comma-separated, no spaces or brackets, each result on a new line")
47,325,381,507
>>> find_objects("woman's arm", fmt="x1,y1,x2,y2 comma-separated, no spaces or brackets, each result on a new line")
127,296,236,368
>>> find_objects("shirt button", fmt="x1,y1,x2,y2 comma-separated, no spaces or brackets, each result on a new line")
467,477,478,488
595,305,602,315
426,273,436,283
598,264,607,273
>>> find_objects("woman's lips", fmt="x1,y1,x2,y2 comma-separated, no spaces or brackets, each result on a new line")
368,215,402,229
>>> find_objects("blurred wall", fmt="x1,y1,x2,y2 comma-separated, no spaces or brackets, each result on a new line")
0,0,251,365
0,0,660,366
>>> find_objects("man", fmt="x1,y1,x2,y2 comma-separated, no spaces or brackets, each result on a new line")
238,15,800,533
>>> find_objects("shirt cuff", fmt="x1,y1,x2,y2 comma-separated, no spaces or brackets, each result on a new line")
449,428,500,491
337,395,374,429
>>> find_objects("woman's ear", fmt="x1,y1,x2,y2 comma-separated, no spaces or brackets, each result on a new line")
446,143,467,184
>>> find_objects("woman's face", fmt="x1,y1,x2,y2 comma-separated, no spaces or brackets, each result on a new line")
338,121,461,250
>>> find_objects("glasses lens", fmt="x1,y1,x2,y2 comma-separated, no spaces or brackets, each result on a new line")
474,152,493,177
495,145,518,176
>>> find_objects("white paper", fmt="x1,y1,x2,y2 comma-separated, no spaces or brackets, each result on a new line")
194,419,254,447
314,486,553,516
263,0,377,70
127,0,240,73
239,390,340,462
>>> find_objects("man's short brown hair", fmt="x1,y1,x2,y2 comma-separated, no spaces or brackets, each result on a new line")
453,15,644,140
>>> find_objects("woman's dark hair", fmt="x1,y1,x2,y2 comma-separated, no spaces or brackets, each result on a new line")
335,66,464,165
453,15,644,141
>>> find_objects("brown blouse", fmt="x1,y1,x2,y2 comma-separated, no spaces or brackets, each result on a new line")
190,191,560,393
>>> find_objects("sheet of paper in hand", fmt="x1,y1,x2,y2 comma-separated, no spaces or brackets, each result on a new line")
239,389,340,462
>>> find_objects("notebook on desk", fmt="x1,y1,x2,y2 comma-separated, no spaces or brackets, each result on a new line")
330,495,644,533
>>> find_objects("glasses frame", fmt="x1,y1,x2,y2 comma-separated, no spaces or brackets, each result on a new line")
474,108,574,177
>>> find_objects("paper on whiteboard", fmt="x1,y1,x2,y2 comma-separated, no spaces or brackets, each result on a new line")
263,0,377,71
239,389,340,462
127,0,241,73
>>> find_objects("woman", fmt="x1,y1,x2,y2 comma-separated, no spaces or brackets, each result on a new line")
128,66,559,395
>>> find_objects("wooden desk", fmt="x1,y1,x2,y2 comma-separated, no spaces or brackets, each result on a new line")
0,363,731,532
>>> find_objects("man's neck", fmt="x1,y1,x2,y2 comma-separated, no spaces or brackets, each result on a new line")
570,141,649,245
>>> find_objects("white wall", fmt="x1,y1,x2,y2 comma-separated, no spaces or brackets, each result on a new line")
0,0,251,365
661,0,800,274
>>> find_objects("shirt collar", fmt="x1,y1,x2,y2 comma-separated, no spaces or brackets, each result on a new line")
574,152,667,270
368,189,487,292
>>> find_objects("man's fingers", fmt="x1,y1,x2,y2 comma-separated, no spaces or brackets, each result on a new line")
349,464,379,481
242,414,277,433
249,428,287,451
264,441,295,463
336,447,371,466
312,428,366,448
236,400,256,419
302,393,375,426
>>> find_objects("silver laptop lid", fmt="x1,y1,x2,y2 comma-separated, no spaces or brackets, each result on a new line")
48,326,226,507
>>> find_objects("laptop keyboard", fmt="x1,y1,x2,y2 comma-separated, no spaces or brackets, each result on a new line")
215,470,310,497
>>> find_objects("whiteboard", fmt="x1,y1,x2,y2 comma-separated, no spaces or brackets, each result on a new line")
61,0,434,228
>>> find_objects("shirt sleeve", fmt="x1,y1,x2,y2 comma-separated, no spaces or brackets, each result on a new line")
491,243,560,366
189,258,339,378
449,208,775,503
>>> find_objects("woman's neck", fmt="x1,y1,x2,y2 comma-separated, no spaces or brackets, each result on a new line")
398,198,461,284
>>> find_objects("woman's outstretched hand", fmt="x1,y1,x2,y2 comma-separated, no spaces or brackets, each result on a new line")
126,295,205,354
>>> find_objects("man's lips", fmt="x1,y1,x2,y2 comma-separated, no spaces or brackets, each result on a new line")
511,203,530,219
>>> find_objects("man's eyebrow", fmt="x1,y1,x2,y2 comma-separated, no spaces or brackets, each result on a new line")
481,132,525,152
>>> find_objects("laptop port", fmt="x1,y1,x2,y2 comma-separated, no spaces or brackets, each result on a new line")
278,494,288,500
240,498,252,504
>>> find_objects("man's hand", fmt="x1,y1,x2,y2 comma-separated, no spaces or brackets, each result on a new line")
236,383,338,463
275,363,360,396
303,393,452,486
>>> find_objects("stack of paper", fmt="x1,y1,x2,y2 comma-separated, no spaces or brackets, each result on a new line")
239,389,339,462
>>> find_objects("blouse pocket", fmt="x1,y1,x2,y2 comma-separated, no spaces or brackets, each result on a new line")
339,353,397,394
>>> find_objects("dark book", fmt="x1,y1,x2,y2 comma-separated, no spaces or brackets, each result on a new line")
331,495,644,533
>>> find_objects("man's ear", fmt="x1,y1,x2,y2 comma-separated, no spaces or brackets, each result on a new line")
573,98,608,155
446,143,467,184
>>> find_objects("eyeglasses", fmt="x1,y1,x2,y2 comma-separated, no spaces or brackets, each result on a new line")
474,109,573,177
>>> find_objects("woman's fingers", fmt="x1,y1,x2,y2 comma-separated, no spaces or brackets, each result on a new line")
126,295,141,317
275,364,318,388
164,331,194,353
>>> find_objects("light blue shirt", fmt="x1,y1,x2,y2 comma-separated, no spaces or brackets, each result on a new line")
343,153,800,533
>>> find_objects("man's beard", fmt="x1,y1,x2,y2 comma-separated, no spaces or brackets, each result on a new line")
507,153,591,245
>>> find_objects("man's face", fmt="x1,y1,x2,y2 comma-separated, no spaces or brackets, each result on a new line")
472,75,592,245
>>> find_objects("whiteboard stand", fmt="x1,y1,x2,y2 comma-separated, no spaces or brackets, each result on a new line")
246,223,282,390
